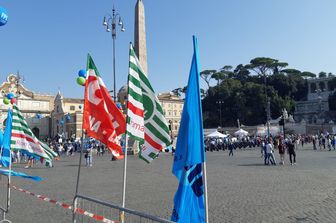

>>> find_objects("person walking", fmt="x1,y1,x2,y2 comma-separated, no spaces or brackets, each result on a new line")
287,139,296,165
278,139,285,165
85,142,93,167
266,140,276,165
228,141,235,156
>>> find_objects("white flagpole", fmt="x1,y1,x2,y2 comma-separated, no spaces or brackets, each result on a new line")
202,162,209,223
121,135,128,223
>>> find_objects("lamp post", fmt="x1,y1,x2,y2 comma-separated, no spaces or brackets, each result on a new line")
316,89,323,133
103,7,125,101
216,100,224,128
168,120,173,138
281,108,288,139
266,97,271,139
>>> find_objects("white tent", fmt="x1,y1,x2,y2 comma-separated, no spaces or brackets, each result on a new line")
206,131,228,138
234,129,249,137
256,126,280,136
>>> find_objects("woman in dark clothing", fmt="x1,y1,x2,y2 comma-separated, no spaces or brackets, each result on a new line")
287,139,296,165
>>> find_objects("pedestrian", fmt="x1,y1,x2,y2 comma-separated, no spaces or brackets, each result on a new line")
228,141,235,156
25,156,34,168
287,139,296,165
266,140,276,165
85,143,93,167
278,139,285,165
312,137,317,150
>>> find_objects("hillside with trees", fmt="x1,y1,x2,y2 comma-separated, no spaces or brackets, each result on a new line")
197,57,336,128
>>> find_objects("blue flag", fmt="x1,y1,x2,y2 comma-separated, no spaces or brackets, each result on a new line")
1,109,12,167
0,128,3,148
0,169,42,181
171,36,206,223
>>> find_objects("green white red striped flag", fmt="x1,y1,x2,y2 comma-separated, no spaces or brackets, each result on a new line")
11,105,57,160
127,44,171,163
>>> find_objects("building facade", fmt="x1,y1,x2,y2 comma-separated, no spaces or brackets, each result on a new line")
51,92,84,140
294,77,333,124
0,74,84,140
0,74,54,139
158,92,184,138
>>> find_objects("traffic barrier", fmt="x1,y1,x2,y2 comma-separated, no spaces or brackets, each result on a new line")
11,186,117,223
73,194,173,223
0,174,10,223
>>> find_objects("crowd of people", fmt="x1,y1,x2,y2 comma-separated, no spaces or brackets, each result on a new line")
204,133,336,166
7,132,336,169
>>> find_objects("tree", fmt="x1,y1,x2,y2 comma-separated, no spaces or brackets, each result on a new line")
301,71,316,79
211,72,226,86
245,57,288,77
200,70,216,89
233,64,250,83
319,71,327,78
171,88,183,97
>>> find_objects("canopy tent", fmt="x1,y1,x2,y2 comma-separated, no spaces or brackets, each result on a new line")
234,129,249,137
256,126,280,136
206,131,228,138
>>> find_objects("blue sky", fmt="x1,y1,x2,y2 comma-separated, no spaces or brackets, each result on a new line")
1,0,336,98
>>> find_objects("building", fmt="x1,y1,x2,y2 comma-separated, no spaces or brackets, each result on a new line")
158,92,184,137
294,77,333,124
0,74,84,140
0,74,54,139
51,92,84,140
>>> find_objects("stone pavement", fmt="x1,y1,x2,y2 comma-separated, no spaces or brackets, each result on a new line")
5,144,336,223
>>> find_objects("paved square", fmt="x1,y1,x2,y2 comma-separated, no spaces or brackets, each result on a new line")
5,145,336,223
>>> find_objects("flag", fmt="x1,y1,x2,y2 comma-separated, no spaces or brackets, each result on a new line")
171,36,206,223
1,109,12,167
11,105,57,160
0,169,42,181
127,44,171,163
0,128,3,148
83,54,126,159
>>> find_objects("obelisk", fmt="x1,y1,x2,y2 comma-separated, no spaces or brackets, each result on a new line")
134,0,148,75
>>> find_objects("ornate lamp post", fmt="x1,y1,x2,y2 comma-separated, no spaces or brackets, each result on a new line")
216,100,224,128
103,7,125,101
168,120,173,138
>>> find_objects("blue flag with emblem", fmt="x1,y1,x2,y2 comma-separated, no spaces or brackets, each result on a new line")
171,36,206,223
1,109,12,167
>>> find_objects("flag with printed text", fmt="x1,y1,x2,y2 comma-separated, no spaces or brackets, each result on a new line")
127,45,171,163
83,54,126,159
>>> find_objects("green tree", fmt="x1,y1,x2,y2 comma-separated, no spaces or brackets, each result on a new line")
200,70,216,89
319,71,327,78
301,71,316,79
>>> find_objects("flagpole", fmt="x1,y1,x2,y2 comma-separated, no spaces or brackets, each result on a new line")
73,130,85,223
121,135,128,223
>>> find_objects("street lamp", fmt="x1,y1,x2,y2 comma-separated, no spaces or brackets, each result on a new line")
216,100,224,128
168,120,174,139
315,89,323,133
280,108,288,139
103,7,125,101
266,97,271,139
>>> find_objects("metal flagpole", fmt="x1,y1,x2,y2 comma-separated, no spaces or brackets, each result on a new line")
120,135,128,223
202,162,209,223
73,130,85,223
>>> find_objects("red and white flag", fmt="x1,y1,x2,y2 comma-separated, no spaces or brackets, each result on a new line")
83,54,126,159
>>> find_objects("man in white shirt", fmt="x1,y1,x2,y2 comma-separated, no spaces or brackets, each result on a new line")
266,140,277,165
